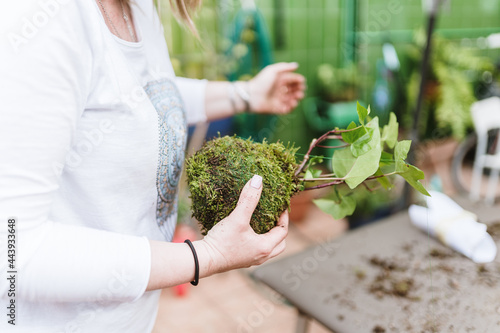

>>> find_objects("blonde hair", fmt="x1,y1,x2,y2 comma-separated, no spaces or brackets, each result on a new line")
123,0,201,35
165,0,201,36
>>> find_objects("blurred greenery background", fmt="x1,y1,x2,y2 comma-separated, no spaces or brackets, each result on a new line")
162,0,500,225
159,0,500,152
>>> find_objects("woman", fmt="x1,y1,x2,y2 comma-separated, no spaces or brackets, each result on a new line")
0,0,305,332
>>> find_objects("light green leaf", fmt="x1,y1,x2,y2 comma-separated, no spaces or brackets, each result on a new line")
357,102,369,125
311,168,323,178
351,127,375,157
399,164,430,196
304,168,322,180
308,155,324,166
331,147,354,178
380,151,394,167
394,140,411,172
374,168,393,190
313,196,356,220
381,112,399,149
341,122,363,144
392,140,429,196
332,117,382,189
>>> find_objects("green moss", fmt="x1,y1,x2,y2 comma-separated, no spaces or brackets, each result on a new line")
186,136,300,234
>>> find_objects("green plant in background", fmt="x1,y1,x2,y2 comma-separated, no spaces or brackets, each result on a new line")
186,103,429,234
345,185,398,226
303,63,365,148
316,63,361,103
176,195,191,225
406,30,494,140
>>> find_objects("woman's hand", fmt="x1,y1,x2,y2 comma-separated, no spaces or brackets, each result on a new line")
248,62,306,115
198,175,289,273
147,175,288,290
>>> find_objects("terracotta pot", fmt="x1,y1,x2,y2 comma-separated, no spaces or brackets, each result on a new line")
416,138,459,194
424,80,440,103
289,190,315,222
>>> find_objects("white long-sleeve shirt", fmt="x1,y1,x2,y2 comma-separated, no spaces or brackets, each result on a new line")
0,0,206,331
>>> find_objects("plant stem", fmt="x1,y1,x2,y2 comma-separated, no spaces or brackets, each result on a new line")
294,126,361,177
299,177,343,181
316,144,349,149
294,138,317,176
327,126,362,133
301,172,397,191
321,173,336,177
302,180,344,191
325,135,343,140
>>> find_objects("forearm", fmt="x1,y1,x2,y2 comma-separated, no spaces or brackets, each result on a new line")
146,239,215,290
204,81,250,122
0,221,150,303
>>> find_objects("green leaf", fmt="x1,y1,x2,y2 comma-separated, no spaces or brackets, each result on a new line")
308,155,324,166
313,196,356,220
357,102,369,125
380,151,394,167
350,127,375,157
381,112,399,149
399,164,430,196
331,147,354,178
393,140,430,196
312,168,323,178
304,168,322,180
394,140,411,172
342,122,363,143
332,117,382,189
374,168,393,190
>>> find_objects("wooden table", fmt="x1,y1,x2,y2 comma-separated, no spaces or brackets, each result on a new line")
252,199,500,333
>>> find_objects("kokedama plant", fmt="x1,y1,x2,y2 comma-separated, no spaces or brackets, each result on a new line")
186,103,430,234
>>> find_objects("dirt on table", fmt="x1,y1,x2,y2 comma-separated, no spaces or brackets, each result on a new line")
325,217,500,333
428,248,456,259
372,325,386,333
367,255,419,301
369,256,408,272
487,221,500,239
361,243,495,302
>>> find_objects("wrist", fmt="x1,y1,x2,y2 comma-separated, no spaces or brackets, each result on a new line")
192,239,221,278
246,80,256,112
232,81,252,114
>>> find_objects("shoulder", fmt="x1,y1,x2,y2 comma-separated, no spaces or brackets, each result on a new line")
0,1,101,112
1,1,103,55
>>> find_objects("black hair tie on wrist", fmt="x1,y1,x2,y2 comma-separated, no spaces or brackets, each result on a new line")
184,239,199,286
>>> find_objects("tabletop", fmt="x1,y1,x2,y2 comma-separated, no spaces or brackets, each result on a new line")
252,198,500,333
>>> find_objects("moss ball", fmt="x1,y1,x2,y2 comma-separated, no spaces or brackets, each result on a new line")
186,136,300,234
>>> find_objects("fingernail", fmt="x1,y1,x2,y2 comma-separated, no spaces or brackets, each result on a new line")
250,175,262,189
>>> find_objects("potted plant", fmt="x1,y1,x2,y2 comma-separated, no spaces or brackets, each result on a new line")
406,32,493,140
404,31,494,192
186,103,429,234
304,63,363,134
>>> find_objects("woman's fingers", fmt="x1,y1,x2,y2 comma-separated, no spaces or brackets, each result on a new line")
268,239,287,259
202,193,289,273
261,211,289,260
260,210,289,247
267,62,299,74
230,175,263,224
277,210,289,227
278,72,306,87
